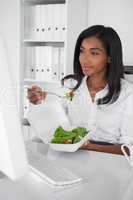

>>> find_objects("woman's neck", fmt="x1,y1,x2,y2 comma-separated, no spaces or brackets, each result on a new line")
87,76,107,92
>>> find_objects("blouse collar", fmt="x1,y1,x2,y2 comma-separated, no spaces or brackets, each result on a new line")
79,76,108,102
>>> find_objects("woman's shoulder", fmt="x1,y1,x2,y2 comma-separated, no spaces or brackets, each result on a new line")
121,78,133,93
116,78,133,112
118,78,133,104
107,79,133,109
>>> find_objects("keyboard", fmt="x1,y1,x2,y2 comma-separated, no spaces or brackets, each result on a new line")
27,151,82,186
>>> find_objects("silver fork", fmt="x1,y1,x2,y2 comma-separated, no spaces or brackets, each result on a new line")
46,91,66,99
26,86,66,99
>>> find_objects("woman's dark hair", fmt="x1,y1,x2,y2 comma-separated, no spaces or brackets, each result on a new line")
62,25,124,105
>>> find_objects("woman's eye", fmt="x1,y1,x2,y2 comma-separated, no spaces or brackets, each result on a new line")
91,51,100,55
80,49,84,53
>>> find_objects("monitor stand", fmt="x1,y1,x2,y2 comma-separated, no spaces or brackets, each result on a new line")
0,171,6,180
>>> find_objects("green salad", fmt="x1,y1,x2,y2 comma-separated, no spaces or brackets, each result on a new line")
51,126,89,144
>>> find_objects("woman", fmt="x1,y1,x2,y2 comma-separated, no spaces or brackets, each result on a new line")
28,25,133,155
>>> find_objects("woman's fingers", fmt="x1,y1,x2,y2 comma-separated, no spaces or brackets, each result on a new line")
80,140,90,149
27,85,47,104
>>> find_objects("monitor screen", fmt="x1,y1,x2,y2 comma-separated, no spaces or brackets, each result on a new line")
0,36,28,180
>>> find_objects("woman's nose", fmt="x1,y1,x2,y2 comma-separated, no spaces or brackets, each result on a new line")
83,51,91,60
82,54,92,65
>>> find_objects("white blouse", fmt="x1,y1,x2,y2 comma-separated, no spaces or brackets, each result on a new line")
62,77,133,144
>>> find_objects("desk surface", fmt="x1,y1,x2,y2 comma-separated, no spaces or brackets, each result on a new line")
0,143,133,200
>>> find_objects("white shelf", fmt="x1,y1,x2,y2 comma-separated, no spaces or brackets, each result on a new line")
23,0,65,5
23,39,65,43
21,0,88,122
24,78,60,85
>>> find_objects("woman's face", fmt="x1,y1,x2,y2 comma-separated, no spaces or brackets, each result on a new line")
79,36,109,78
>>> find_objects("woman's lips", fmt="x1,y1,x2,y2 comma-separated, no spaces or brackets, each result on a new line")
83,65,93,68
82,66,93,74
82,66,93,71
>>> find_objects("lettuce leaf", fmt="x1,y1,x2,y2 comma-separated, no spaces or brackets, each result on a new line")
51,126,88,144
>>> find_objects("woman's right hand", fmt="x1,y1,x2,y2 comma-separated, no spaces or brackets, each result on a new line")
27,85,47,105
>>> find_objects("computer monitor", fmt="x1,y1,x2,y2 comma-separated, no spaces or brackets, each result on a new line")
0,36,28,180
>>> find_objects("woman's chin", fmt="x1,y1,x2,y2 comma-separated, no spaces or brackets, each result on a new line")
83,71,93,76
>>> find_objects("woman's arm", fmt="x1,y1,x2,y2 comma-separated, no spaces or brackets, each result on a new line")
80,141,129,155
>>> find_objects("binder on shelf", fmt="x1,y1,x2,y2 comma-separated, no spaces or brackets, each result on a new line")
60,4,67,41
59,47,65,80
51,47,60,82
52,4,61,41
41,46,52,82
34,5,41,40
40,46,46,82
25,46,35,79
25,5,36,40
41,5,47,41
35,46,42,81
31,46,36,79
45,46,53,82
24,46,31,79
40,46,45,82
45,4,54,41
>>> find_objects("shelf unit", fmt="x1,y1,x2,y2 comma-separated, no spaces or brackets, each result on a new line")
20,0,88,118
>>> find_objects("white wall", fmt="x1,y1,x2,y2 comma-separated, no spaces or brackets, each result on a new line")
0,0,20,85
88,0,133,65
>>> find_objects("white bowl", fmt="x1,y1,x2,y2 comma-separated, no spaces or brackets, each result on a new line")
49,133,90,152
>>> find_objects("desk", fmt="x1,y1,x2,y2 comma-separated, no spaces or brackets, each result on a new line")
0,143,133,200
51,150,133,200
